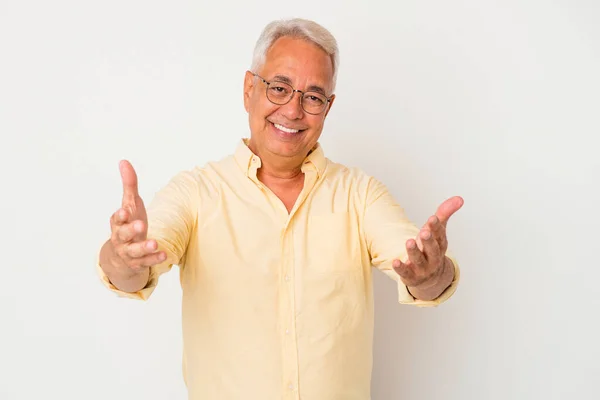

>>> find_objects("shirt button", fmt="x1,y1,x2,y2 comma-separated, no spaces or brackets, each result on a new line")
288,384,294,390
285,329,290,335
284,275,290,281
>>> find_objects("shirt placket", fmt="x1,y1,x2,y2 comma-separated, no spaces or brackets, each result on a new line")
248,157,318,399
280,168,318,400
280,223,300,399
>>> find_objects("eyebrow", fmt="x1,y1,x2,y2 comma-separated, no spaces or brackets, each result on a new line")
271,74,327,96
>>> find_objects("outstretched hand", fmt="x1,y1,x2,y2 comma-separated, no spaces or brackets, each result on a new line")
393,196,464,289
108,160,166,272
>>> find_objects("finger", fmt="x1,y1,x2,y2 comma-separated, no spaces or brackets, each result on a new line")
124,239,159,258
425,215,447,251
130,250,167,269
114,223,136,243
406,238,427,268
420,229,442,265
392,258,413,281
130,219,148,242
115,220,145,243
119,160,140,200
110,208,129,229
435,196,464,226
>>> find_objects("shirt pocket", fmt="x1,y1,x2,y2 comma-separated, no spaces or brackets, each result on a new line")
305,211,361,275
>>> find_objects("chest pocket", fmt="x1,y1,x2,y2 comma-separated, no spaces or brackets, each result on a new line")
303,211,362,275
195,206,281,281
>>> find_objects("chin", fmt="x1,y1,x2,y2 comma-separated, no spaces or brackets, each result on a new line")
265,140,303,158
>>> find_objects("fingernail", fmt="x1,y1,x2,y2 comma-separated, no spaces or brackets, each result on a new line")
408,241,416,249
422,231,431,240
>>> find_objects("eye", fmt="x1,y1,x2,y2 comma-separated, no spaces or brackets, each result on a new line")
268,84,291,96
304,94,325,106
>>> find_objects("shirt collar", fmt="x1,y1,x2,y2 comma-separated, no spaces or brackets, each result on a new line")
233,138,327,178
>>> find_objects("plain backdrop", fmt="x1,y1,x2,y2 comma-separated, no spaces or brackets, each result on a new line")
1,0,599,399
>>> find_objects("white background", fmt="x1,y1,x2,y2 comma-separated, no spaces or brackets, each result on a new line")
1,0,599,399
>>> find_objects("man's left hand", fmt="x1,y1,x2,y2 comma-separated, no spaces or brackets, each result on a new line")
392,196,464,289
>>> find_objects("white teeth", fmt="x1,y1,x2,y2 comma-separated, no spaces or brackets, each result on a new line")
274,123,299,134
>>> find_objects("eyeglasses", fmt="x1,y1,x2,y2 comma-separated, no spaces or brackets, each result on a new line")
252,73,333,115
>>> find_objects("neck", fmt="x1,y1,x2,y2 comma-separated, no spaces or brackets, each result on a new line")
258,162,302,182
256,154,304,185
248,142,307,183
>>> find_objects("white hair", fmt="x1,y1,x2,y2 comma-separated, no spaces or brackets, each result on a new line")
250,18,340,93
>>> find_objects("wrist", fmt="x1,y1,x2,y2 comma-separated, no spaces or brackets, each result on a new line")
100,240,148,283
407,257,454,300
413,257,449,289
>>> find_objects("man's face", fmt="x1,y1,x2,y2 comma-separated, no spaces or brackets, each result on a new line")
243,36,335,163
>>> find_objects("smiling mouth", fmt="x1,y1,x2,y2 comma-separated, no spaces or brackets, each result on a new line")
271,122,306,134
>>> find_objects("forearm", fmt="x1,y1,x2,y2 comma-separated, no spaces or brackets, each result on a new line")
408,256,455,301
99,239,150,293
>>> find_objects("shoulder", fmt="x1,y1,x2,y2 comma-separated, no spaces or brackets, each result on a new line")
321,158,398,210
157,154,235,199
322,158,383,192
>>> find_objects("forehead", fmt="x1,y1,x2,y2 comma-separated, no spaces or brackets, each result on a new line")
260,36,334,92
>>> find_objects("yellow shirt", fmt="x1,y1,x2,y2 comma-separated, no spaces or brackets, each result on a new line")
97,138,460,400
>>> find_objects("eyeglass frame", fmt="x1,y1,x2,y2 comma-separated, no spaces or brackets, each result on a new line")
251,72,334,115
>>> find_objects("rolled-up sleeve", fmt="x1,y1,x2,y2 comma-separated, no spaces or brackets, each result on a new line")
363,177,460,307
96,168,201,300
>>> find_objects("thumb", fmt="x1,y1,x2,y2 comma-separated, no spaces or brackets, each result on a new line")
119,160,139,200
435,196,464,226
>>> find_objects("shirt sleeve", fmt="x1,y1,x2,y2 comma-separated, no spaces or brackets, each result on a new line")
96,168,201,301
363,177,460,307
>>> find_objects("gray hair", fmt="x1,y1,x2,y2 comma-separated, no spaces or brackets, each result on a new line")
250,18,340,93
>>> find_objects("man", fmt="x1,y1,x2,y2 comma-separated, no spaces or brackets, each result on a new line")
97,18,463,400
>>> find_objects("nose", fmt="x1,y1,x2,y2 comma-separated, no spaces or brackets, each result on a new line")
279,91,304,120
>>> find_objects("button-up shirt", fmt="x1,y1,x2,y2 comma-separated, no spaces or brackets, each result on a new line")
97,138,460,400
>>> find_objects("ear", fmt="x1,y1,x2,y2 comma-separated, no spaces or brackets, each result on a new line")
324,94,336,118
243,70,256,113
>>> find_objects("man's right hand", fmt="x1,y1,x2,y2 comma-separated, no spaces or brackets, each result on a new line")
100,160,166,291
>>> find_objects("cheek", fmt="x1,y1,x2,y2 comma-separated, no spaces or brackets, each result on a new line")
254,102,279,121
249,102,278,132
306,116,325,132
